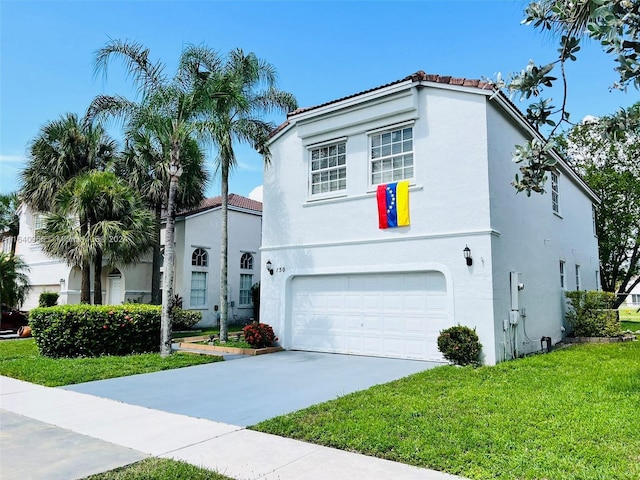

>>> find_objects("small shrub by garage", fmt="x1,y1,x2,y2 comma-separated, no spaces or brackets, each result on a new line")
243,322,277,348
38,291,59,307
29,304,161,358
437,325,482,366
171,308,202,330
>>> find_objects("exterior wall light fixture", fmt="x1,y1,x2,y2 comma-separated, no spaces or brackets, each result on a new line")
463,245,473,266
266,260,274,275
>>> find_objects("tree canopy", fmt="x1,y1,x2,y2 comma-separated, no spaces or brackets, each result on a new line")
496,0,640,195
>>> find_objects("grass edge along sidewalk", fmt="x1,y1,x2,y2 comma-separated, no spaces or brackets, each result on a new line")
0,339,221,387
254,341,640,480
84,458,234,480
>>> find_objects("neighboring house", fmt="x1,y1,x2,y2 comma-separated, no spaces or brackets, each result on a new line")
624,280,640,308
15,194,262,327
261,71,600,365
15,204,153,310
168,194,263,327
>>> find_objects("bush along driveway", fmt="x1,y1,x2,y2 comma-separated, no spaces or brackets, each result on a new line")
254,342,640,480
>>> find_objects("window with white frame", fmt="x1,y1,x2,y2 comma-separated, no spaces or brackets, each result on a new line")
575,264,581,290
592,204,597,235
559,260,566,290
310,142,346,196
190,271,207,307
551,172,559,213
34,213,45,231
631,294,640,305
192,248,208,267
239,274,253,306
370,126,413,185
240,252,253,270
595,270,600,290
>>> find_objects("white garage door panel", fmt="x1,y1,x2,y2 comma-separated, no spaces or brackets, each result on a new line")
290,272,450,361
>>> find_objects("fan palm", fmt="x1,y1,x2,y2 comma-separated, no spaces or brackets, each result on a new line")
0,192,20,255
37,171,155,304
88,40,228,355
0,252,30,309
207,48,297,341
118,128,209,305
20,113,118,302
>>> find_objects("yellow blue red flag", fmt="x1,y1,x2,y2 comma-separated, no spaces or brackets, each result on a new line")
377,180,410,229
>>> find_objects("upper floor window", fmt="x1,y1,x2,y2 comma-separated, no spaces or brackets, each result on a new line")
240,252,254,270
34,213,45,231
192,248,208,267
310,142,347,196
575,264,581,290
592,204,597,236
551,172,559,214
559,260,566,290
370,126,413,185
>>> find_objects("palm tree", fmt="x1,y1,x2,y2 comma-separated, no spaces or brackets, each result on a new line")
118,128,209,305
0,192,20,255
0,252,30,309
37,171,155,304
20,113,118,302
88,40,228,356
207,49,297,341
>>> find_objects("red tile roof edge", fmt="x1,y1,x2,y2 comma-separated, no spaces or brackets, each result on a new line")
178,193,262,217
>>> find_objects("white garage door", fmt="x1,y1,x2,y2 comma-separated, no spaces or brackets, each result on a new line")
290,272,450,361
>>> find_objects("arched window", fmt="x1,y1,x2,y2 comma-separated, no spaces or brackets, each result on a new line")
240,252,253,270
192,248,208,267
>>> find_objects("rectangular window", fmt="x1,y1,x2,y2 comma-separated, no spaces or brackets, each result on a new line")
190,271,207,307
575,264,581,291
551,172,559,213
559,260,566,290
592,204,597,235
34,214,44,231
310,142,346,196
631,294,640,305
370,126,413,185
239,274,253,306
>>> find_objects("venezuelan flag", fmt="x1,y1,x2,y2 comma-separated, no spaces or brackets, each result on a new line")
377,180,410,229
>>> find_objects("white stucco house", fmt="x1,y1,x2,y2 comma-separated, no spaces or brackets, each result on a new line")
13,194,262,327
260,71,600,365
624,280,640,308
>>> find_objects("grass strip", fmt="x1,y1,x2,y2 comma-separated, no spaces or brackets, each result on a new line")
83,458,233,479
0,339,221,387
254,342,640,480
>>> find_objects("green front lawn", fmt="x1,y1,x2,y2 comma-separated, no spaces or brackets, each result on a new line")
84,458,233,479
620,308,640,332
0,339,221,387
254,342,640,480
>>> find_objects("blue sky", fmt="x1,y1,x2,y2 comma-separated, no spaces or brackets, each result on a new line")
1,0,638,200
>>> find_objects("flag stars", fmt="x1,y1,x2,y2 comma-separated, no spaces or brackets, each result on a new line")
386,186,396,213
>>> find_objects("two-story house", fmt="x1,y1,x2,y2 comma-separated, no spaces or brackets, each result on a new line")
260,71,600,365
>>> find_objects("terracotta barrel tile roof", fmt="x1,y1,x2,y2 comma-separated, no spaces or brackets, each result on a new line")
178,193,262,217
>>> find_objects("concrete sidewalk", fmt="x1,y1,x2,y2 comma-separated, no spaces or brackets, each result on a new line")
0,375,466,480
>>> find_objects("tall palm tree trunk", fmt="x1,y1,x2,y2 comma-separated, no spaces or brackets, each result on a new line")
80,217,91,303
94,250,103,305
219,161,229,342
160,151,180,357
151,205,162,305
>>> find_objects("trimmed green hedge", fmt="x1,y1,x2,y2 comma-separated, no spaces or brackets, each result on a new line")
172,308,202,330
29,304,162,358
565,290,620,337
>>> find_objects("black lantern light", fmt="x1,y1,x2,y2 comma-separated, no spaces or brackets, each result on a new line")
463,245,473,266
266,260,274,275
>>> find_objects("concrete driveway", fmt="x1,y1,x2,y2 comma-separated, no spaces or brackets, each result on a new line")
63,351,442,426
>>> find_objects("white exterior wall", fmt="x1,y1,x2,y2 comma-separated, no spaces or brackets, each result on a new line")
485,101,600,361
174,207,262,327
262,83,501,363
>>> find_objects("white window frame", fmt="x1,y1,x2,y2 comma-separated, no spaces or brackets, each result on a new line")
551,172,560,214
369,124,414,187
631,294,640,305
240,252,254,270
592,204,597,236
239,273,253,306
192,248,208,267
190,271,207,308
575,264,581,291
34,213,45,231
559,260,566,290
308,139,347,198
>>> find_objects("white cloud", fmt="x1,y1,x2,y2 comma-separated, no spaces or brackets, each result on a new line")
0,154,26,165
248,185,263,202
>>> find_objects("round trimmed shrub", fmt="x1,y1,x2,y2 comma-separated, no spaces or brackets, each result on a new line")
242,322,277,348
437,325,482,366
